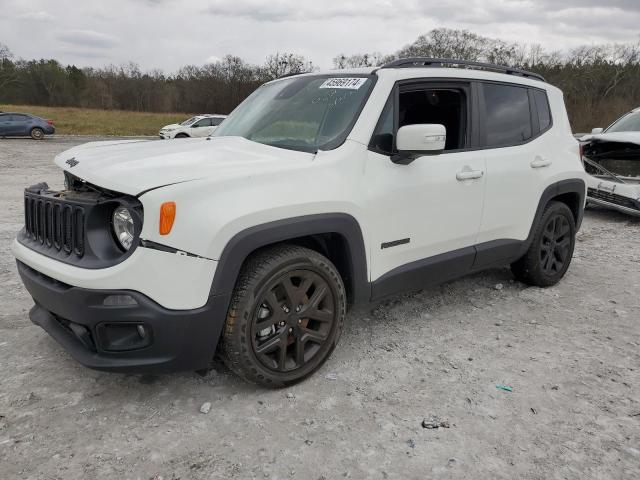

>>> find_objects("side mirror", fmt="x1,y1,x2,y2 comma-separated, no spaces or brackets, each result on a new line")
392,124,446,165
591,127,604,134
191,124,199,128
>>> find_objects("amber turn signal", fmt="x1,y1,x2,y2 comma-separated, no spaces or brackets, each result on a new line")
159,202,176,235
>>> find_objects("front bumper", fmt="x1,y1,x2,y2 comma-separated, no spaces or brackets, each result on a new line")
17,260,230,373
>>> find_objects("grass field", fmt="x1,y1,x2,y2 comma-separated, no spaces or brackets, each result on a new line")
1,105,197,136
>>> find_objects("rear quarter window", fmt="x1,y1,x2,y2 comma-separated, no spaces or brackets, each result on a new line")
533,89,552,132
482,83,532,147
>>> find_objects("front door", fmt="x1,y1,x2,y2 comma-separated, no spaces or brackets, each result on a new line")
365,81,486,297
190,118,214,137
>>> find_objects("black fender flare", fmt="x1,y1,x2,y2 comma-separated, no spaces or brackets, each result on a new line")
521,178,586,254
209,213,370,304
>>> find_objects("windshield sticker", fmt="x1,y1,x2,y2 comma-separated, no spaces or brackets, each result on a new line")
319,77,368,90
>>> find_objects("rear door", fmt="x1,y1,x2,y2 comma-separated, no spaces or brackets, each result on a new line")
11,114,32,135
210,116,224,133
475,82,554,266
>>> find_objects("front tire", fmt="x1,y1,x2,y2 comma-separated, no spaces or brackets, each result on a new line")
511,201,576,287
30,127,44,140
220,245,346,387
174,133,189,138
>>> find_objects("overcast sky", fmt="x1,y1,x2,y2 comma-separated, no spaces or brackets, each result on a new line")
1,0,639,72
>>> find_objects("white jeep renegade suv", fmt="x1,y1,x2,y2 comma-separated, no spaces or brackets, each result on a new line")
13,58,586,387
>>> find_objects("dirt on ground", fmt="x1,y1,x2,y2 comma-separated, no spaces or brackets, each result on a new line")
1,137,639,480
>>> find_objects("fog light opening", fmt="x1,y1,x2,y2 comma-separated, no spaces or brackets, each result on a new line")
103,294,138,306
96,322,152,352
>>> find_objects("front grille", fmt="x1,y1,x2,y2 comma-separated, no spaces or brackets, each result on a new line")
588,187,640,211
24,194,85,257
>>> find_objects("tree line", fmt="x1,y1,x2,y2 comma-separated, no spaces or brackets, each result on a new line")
2,29,640,132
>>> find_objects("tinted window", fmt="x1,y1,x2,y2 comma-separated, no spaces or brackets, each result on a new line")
399,89,466,151
194,118,211,127
483,84,532,147
369,86,468,155
211,117,224,126
533,89,551,132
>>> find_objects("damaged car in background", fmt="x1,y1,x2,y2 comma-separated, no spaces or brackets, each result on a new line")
581,107,640,217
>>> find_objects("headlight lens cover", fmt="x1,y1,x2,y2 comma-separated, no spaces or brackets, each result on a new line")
112,206,135,250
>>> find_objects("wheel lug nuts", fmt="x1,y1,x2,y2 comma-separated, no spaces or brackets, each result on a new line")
279,321,285,327
295,306,301,312
298,319,302,324
289,327,293,333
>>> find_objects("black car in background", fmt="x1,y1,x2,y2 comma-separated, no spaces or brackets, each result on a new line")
0,112,55,139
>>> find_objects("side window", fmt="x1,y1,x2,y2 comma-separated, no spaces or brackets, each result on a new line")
369,85,468,155
482,83,532,147
211,117,224,126
399,88,467,151
533,89,552,132
194,118,210,127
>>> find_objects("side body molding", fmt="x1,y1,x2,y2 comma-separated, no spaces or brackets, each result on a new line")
209,213,370,304
372,178,586,301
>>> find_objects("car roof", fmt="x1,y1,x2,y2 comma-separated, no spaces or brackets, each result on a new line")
284,58,549,89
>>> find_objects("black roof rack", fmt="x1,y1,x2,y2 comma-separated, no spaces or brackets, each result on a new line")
380,57,546,82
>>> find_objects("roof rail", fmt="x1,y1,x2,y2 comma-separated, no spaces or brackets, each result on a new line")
380,57,546,82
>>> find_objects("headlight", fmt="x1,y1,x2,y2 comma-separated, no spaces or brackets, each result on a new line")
112,206,134,250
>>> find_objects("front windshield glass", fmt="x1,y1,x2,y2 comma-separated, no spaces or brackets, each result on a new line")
607,110,640,133
180,117,199,126
213,75,375,152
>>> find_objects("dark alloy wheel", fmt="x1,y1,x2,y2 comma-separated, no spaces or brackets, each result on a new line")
30,127,44,140
251,269,336,372
511,201,576,287
539,214,571,275
220,245,346,387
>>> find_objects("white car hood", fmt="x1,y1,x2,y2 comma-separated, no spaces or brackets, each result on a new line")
161,123,181,130
54,137,315,195
579,131,640,146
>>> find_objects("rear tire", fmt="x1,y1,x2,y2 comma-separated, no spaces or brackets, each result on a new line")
511,201,576,287
220,245,346,388
30,127,44,140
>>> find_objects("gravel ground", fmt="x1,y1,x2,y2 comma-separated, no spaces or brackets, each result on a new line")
1,137,639,480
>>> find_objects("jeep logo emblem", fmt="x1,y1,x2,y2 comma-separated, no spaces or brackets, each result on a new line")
65,157,79,168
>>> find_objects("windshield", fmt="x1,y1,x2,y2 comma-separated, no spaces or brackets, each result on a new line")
607,110,640,133
180,116,199,126
213,75,375,152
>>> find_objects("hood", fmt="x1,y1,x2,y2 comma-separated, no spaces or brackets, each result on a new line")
579,131,640,146
54,137,315,195
161,123,181,130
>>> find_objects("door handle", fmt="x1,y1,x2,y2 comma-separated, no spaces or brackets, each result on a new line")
456,169,484,181
531,156,552,168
